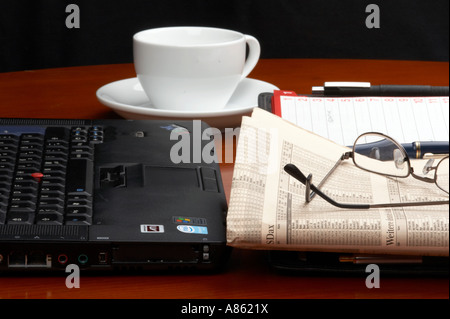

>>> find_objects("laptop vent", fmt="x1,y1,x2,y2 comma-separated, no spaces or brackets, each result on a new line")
0,225,88,241
0,118,89,126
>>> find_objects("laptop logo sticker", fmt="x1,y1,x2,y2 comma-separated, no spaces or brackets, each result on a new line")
173,216,207,225
177,225,208,235
140,225,165,233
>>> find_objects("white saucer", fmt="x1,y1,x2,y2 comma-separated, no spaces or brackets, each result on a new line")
96,77,278,129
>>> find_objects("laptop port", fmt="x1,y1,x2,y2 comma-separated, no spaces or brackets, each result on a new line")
98,252,108,263
8,251,26,268
7,251,52,268
57,254,68,265
27,252,52,268
78,254,88,264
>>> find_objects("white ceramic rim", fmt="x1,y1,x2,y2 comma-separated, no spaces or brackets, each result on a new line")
133,26,245,48
96,77,279,118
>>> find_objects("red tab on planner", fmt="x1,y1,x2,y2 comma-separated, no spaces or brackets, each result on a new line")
271,90,297,116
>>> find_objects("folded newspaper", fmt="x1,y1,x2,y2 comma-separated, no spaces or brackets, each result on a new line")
226,108,449,256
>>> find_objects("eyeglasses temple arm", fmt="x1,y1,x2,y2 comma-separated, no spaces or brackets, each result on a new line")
284,164,449,209
309,152,353,201
284,163,371,209
370,200,448,208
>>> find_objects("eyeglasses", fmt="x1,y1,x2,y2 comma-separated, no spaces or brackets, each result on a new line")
284,132,449,209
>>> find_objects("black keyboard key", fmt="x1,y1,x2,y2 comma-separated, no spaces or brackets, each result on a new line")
72,126,88,133
37,206,65,215
44,154,68,162
13,175,37,184
0,134,20,142
71,141,92,150
66,206,91,215
7,211,35,224
0,205,6,224
45,147,68,155
65,215,91,225
46,141,69,148
41,176,65,186
43,150,68,160
71,135,88,143
45,127,70,142
1,157,14,165
0,174,14,185
67,197,91,206
67,193,91,201
10,193,36,203
0,162,15,171
71,150,93,160
43,158,67,167
11,187,38,199
18,151,42,161
1,188,9,200
9,201,37,212
16,162,41,171
17,156,41,167
0,192,9,207
19,143,43,152
66,203,92,222
42,172,65,183
0,175,13,183
12,181,39,190
0,150,16,159
40,184,65,195
38,197,64,207
21,133,44,141
0,143,18,153
15,168,41,178
36,212,63,225
66,158,93,196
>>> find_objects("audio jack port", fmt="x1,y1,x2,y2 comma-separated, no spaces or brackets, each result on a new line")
57,254,68,265
78,254,88,264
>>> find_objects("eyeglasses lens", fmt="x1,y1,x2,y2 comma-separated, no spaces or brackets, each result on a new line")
353,133,409,178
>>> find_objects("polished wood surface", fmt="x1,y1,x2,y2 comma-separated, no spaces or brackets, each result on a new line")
0,59,448,299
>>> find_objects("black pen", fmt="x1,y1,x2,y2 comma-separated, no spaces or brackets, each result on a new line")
354,140,449,159
312,82,449,96
339,255,423,264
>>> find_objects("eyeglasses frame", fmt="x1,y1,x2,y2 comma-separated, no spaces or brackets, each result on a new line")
284,132,449,209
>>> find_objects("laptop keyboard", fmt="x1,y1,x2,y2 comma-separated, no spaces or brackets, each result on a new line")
0,126,103,226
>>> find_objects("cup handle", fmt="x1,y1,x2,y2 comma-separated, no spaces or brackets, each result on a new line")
241,35,261,80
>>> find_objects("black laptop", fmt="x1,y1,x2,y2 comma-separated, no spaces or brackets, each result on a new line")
0,118,229,272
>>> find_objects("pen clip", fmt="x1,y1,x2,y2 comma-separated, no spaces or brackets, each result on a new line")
312,82,371,95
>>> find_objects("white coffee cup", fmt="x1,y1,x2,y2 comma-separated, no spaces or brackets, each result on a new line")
133,26,260,111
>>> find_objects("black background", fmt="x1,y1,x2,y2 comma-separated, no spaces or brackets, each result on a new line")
1,0,448,72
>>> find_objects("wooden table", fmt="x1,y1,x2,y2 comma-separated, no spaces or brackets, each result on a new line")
0,59,448,302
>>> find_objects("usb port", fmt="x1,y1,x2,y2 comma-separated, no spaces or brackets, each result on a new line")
28,252,52,268
98,252,108,263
